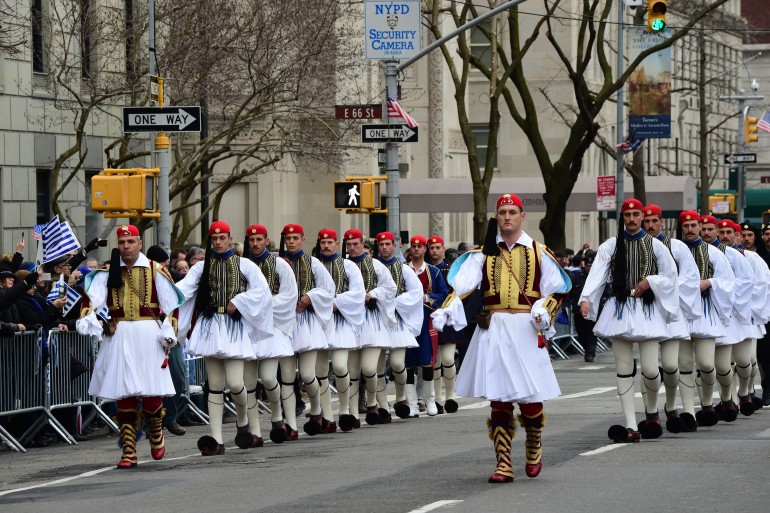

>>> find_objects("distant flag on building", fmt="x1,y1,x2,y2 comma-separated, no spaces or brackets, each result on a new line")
41,215,80,263
46,279,82,316
615,132,644,154
757,111,770,135
387,98,418,129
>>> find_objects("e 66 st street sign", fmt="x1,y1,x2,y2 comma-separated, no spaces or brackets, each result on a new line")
335,104,383,120
724,153,757,165
122,106,202,133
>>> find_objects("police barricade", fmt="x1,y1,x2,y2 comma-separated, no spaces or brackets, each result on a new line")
549,309,609,360
47,329,119,435
179,355,209,424
0,330,74,452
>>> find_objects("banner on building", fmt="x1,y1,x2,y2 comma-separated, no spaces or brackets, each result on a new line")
628,28,671,139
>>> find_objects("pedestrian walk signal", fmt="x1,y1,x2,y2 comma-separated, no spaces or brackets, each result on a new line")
333,180,381,211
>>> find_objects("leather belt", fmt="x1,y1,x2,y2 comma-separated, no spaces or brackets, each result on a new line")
489,307,531,315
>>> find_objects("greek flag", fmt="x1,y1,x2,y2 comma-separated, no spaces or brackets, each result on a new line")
47,281,82,316
42,215,81,263
96,306,111,321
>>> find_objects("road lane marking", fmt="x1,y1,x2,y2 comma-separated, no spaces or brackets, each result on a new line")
580,365,607,370
459,401,490,410
556,387,615,400
756,428,770,438
580,444,628,456
407,500,464,512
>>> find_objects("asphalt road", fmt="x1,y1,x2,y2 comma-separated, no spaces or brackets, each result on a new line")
2,349,770,513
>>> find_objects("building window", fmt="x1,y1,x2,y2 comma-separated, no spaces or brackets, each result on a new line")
81,0,93,79
32,0,45,73
471,124,497,169
469,21,492,69
36,169,51,224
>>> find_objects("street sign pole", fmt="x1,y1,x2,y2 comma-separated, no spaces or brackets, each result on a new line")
385,61,401,248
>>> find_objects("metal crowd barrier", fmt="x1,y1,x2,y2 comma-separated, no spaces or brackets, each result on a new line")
550,308,609,360
0,330,73,452
179,355,209,424
48,330,119,434
0,329,123,453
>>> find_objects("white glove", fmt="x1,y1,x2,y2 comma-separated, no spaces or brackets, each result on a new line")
430,309,447,332
530,310,549,331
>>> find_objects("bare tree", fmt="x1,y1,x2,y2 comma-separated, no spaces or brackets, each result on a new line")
25,0,359,246
427,0,730,248
0,0,26,57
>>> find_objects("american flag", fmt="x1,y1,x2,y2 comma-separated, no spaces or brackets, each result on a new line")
32,224,46,241
615,132,644,154
757,111,770,135
387,98,418,129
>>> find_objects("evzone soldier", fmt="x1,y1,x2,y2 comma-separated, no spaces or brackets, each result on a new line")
344,229,398,427
407,234,448,416
715,220,766,417
739,221,770,409
376,231,424,421
245,224,298,443
432,194,571,483
315,228,366,432
278,224,335,437
674,212,734,430
428,235,461,413
579,199,678,443
177,221,274,455
78,225,184,468
641,205,702,433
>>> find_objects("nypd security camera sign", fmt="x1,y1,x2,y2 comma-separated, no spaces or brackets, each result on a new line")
365,1,422,60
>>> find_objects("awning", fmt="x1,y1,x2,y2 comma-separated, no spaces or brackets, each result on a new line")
398,176,697,213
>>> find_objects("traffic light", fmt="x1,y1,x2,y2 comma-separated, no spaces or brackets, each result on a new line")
647,1,667,33
745,116,759,144
91,168,159,218
334,179,382,211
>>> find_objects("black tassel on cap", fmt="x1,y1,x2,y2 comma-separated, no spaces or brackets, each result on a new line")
107,248,122,289
243,236,251,260
279,232,287,258
314,238,321,258
193,237,214,318
482,218,500,256
611,216,628,302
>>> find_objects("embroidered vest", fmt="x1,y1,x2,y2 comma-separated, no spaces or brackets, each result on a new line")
353,256,378,293
289,252,316,300
688,240,714,280
482,243,542,310
383,259,406,296
323,256,349,295
610,233,659,292
254,252,281,295
208,254,248,308
107,264,162,321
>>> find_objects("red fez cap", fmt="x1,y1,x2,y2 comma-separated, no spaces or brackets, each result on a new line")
643,204,662,217
116,225,140,238
209,220,230,235
718,219,734,230
678,210,700,223
410,235,427,246
318,228,338,240
733,221,742,233
621,199,642,212
376,231,395,242
344,228,364,240
246,224,268,237
428,236,444,245
496,193,523,209
282,224,304,235
700,215,718,226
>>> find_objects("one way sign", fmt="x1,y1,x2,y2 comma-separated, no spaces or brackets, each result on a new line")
123,106,202,133
361,124,419,143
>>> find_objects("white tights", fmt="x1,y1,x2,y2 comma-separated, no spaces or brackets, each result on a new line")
611,338,660,429
205,357,247,444
433,345,457,404
679,338,716,415
317,349,350,421
279,351,320,431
